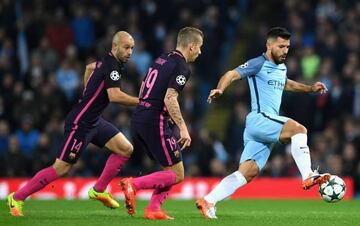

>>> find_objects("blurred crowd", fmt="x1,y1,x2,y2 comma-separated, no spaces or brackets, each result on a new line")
0,0,359,195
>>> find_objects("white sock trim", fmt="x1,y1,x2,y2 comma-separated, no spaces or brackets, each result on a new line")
291,133,307,143
233,170,247,182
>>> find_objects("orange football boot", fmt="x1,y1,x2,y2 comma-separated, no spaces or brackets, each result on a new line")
120,177,136,215
144,208,174,220
196,198,217,219
302,170,331,190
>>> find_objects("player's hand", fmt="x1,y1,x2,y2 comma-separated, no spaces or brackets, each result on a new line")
207,89,223,103
311,82,328,94
178,127,191,150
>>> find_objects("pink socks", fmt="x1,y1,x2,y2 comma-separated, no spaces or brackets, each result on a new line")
133,170,177,210
14,166,58,201
133,170,176,190
147,186,172,210
94,154,129,192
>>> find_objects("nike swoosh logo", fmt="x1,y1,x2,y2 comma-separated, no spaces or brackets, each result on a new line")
300,147,308,149
263,66,286,70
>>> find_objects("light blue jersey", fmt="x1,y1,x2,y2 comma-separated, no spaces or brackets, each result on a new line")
235,53,287,115
234,53,290,170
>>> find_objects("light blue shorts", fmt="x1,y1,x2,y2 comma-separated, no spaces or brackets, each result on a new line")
240,111,289,170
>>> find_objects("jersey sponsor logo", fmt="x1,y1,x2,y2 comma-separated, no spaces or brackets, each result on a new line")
239,62,248,68
176,75,186,85
110,70,121,81
267,79,285,90
69,152,77,160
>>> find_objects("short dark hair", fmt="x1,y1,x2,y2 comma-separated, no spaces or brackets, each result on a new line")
267,27,291,40
176,27,204,48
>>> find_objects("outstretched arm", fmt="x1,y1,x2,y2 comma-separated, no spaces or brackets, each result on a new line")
284,79,328,94
164,88,191,150
207,70,241,103
84,62,96,86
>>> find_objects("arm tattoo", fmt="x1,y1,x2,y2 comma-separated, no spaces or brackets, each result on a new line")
164,88,185,128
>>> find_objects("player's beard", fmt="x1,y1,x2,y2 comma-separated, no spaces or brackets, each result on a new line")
116,49,130,63
271,50,286,64
189,53,199,62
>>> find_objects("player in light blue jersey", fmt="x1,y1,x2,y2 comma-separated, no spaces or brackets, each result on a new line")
196,27,330,219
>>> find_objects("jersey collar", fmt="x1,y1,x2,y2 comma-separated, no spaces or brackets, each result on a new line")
262,53,284,66
109,52,124,68
171,50,186,60
262,53,269,61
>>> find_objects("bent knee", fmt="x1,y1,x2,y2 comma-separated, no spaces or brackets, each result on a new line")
175,173,184,183
122,143,134,156
239,160,259,182
243,171,258,182
114,143,133,157
53,159,72,177
52,165,71,177
294,124,307,135
173,170,184,184
286,120,307,136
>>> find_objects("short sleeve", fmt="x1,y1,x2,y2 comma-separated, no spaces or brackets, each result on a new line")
104,60,122,89
168,63,190,93
234,56,265,79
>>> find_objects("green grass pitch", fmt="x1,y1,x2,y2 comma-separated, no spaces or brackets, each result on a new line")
1,199,360,226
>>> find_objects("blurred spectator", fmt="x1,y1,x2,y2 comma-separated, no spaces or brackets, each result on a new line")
36,77,67,125
15,115,40,158
71,5,95,52
325,154,343,176
209,131,228,164
342,142,357,177
4,136,27,177
32,37,59,73
114,111,132,139
300,44,320,81
226,101,248,162
55,59,80,103
27,52,44,89
130,40,152,76
0,120,10,156
353,70,360,117
32,133,53,172
45,7,74,58
269,155,287,177
0,97,6,120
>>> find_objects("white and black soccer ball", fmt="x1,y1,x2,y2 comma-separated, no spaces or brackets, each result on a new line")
319,175,346,203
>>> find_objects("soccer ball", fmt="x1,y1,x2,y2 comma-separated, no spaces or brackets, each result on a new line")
319,175,346,203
